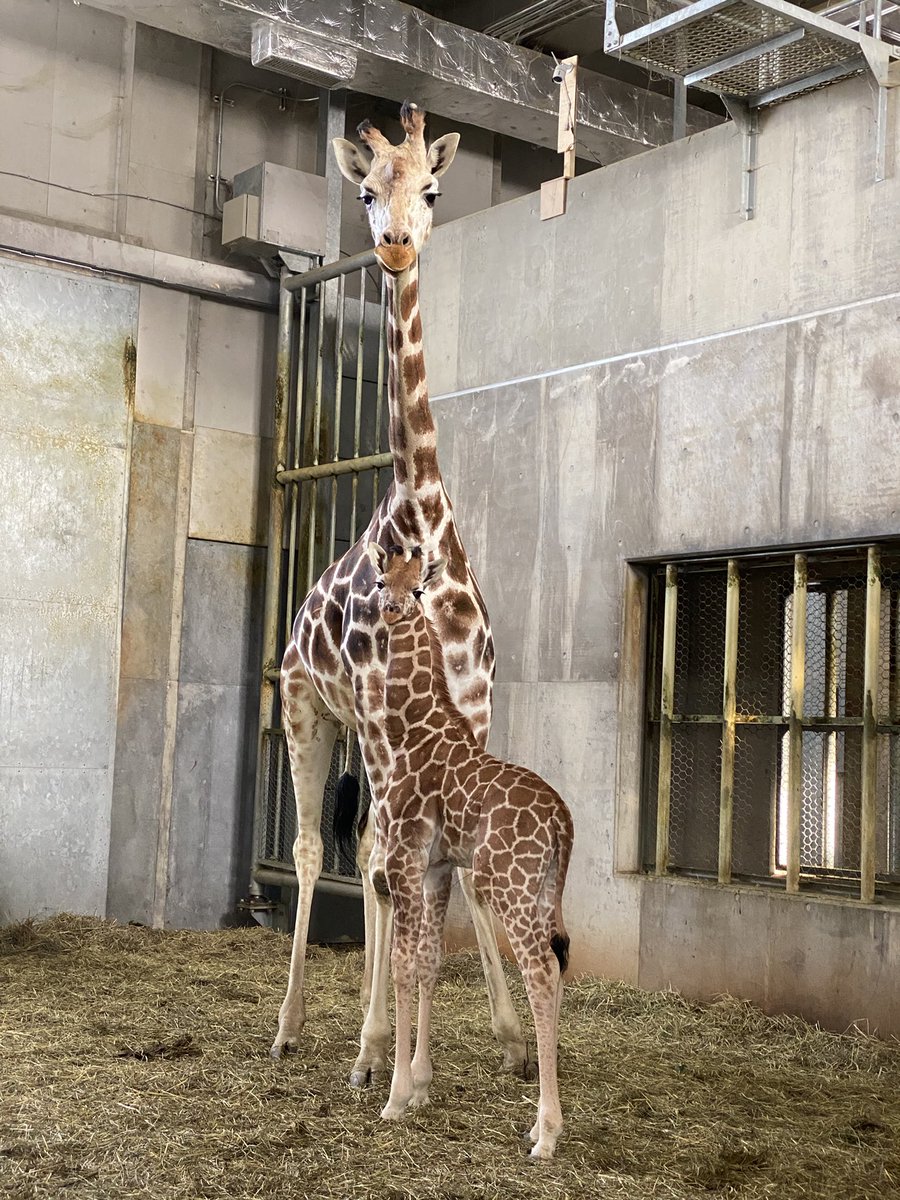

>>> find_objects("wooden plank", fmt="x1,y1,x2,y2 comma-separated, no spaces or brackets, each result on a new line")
719,559,740,883
540,176,568,220
786,554,807,894
860,545,881,903
556,55,578,180
656,564,678,876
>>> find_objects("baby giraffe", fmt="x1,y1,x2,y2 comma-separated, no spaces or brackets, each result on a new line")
367,542,574,1160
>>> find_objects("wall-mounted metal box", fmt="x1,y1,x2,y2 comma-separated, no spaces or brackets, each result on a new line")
222,162,326,258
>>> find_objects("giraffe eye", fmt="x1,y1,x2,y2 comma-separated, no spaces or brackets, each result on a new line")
361,192,375,206
424,193,437,208
413,589,424,600
375,580,384,590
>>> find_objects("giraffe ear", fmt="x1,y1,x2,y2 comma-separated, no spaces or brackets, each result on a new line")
332,138,371,185
423,556,446,586
426,133,460,178
366,542,387,573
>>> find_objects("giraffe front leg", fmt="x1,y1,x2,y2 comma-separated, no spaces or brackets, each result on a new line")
409,861,453,1109
350,838,393,1089
456,868,535,1080
271,693,339,1058
381,846,426,1120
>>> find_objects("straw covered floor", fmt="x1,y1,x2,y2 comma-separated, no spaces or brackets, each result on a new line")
1,914,898,1199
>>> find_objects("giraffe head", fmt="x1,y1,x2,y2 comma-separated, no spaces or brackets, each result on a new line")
333,101,460,275
366,543,446,625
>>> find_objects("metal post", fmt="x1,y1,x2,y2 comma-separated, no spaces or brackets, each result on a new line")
860,545,881,902
328,273,346,565
250,273,293,887
349,264,366,545
786,554,807,893
873,0,890,181
719,559,740,883
673,79,688,140
283,284,308,647
890,589,900,874
722,98,759,220
656,565,678,876
372,275,388,512
823,591,839,869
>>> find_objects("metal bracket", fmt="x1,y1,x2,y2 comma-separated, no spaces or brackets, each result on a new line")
722,98,759,220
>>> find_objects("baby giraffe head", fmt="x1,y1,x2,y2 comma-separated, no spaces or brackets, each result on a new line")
367,543,446,626
333,100,460,275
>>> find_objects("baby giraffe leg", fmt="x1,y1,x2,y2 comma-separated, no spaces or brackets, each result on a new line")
504,917,564,1160
381,844,427,1121
410,861,453,1108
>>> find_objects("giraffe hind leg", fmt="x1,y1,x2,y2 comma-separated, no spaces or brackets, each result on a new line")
270,671,339,1058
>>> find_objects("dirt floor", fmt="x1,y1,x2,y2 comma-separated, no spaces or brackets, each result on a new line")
1,915,899,1200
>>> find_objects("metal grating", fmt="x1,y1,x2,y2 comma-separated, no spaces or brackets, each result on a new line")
644,546,900,894
604,0,898,107
259,729,368,880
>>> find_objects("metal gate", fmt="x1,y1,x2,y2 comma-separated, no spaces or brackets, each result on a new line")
251,250,391,897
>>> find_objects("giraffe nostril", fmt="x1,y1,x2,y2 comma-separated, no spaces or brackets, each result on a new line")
399,233,411,247
382,231,393,245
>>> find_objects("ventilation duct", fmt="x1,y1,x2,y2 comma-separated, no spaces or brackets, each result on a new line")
82,0,719,161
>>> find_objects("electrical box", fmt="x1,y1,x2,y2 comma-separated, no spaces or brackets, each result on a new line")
222,162,326,258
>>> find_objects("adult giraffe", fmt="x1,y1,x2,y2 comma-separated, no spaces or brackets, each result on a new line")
272,101,531,1087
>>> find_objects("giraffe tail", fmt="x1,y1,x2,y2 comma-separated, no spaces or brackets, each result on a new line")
334,772,363,860
549,803,574,974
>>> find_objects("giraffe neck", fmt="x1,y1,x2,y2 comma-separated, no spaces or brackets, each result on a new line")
384,606,457,749
385,262,442,516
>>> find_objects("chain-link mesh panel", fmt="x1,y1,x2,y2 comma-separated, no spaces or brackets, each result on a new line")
643,547,900,892
669,723,721,872
736,566,791,718
259,730,368,879
732,723,780,877
673,569,727,716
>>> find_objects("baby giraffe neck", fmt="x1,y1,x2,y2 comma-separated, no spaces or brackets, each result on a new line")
384,607,448,748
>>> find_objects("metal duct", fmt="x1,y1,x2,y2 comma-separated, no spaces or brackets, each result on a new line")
81,0,719,161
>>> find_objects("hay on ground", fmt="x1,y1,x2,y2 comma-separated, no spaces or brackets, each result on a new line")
1,914,898,1200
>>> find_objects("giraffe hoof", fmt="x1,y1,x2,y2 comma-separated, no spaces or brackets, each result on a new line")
522,1056,539,1083
380,1102,408,1121
269,1040,296,1060
407,1092,430,1110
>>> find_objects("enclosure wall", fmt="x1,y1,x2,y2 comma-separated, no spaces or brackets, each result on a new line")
421,73,900,1035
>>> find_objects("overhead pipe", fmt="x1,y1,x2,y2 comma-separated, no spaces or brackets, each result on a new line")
81,0,719,163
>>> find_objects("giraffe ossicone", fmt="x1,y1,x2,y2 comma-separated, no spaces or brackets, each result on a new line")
271,102,535,1088
370,543,574,1160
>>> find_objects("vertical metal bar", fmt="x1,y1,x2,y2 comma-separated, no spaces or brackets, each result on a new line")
860,545,882,902
283,286,308,647
372,273,388,512
349,265,366,546
719,560,740,883
656,565,678,876
251,274,293,888
872,0,890,182
307,278,328,593
328,273,346,565
673,79,687,140
823,591,839,869
890,589,900,874
786,554,808,893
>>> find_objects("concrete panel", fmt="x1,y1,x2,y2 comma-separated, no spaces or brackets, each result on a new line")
0,0,55,220
179,539,265,687
420,221,463,399
189,426,271,546
0,767,111,920
639,878,900,1035
194,299,276,438
125,25,201,257
651,326,787,554
135,284,190,429
119,421,180,682
106,675,168,924
46,2,123,231
0,261,136,440
0,256,135,920
165,681,257,929
456,192,557,391
0,597,118,770
782,300,900,543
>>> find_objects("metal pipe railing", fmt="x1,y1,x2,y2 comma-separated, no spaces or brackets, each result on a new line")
860,545,882,902
655,564,678,876
718,559,740,884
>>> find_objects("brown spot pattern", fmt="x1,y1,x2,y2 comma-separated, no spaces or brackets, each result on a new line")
400,280,418,321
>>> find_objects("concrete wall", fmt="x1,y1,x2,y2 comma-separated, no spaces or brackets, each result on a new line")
421,74,900,1035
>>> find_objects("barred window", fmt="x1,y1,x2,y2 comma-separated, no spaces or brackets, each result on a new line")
642,545,900,901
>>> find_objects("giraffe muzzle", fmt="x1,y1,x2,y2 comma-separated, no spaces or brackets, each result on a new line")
375,242,417,274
